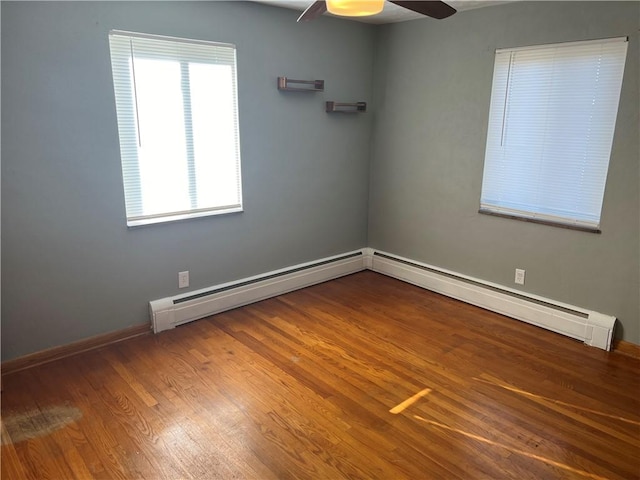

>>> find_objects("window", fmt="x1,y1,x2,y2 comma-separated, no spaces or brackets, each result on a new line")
109,31,242,227
480,37,628,232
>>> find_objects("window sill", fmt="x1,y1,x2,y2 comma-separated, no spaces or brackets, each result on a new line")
478,208,601,234
127,206,243,228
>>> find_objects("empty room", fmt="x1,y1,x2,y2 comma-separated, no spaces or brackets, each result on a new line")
1,1,639,478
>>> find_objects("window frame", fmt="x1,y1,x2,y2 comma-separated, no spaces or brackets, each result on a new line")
479,37,628,233
109,30,243,227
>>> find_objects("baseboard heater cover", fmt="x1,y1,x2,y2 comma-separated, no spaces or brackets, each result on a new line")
367,249,616,351
149,250,365,333
149,247,615,351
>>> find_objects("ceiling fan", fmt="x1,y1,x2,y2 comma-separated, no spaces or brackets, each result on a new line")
297,0,456,22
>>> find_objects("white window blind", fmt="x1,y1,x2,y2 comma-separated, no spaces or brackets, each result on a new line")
480,37,628,231
109,31,243,227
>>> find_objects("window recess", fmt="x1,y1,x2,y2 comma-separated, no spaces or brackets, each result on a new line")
109,30,243,227
479,37,628,232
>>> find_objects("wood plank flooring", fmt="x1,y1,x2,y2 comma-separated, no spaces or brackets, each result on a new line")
2,271,639,479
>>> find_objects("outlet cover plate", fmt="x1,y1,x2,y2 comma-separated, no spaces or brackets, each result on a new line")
178,271,190,289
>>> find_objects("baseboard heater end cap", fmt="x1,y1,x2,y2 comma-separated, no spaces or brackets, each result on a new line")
149,298,175,333
585,311,616,351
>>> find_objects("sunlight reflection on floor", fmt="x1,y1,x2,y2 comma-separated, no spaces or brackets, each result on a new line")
413,415,611,480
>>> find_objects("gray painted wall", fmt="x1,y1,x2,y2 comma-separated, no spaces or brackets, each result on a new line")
369,2,640,343
1,1,374,360
3,1,639,361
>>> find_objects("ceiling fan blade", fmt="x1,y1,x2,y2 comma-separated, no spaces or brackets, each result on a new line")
389,1,456,19
297,0,328,22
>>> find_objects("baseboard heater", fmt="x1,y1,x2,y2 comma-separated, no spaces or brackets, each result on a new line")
367,249,616,351
149,248,615,351
149,250,365,333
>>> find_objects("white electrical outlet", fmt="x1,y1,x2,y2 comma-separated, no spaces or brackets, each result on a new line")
515,268,525,285
178,271,189,289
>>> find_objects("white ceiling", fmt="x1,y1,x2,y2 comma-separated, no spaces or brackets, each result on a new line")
250,0,512,24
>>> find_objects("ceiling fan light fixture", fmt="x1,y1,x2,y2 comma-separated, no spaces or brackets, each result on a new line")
325,0,384,17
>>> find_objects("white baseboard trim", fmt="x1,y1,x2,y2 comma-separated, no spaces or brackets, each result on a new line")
150,250,366,333
368,249,615,351
149,247,615,351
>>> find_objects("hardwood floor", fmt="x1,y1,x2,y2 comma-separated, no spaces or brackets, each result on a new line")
2,271,639,479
